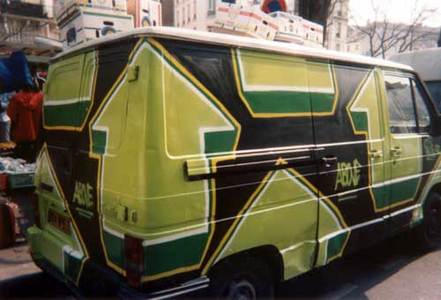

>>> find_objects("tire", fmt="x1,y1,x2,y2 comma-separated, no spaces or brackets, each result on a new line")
415,192,441,251
209,256,275,300
0,204,14,249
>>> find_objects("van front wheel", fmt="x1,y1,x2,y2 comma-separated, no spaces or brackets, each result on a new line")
417,192,441,250
209,257,274,300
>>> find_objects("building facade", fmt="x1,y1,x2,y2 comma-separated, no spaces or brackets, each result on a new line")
162,0,207,30
162,0,348,51
0,0,59,62
324,0,349,51
162,0,298,31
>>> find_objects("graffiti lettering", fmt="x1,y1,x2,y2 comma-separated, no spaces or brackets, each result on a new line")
334,159,362,190
73,181,94,209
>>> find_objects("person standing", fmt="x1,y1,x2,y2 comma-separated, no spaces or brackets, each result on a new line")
7,85,43,162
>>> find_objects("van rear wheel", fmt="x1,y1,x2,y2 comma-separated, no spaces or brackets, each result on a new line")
416,192,441,250
209,257,275,300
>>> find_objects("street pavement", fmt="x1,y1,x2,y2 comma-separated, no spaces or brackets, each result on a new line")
1,236,441,299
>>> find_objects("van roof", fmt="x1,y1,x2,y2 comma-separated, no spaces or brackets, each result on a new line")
56,26,413,71
389,48,441,81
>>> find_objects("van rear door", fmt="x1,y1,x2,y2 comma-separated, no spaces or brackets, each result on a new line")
40,54,85,209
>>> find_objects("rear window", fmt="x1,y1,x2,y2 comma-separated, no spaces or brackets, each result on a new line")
425,80,441,111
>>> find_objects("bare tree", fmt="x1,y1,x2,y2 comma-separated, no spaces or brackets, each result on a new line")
351,0,437,58
297,0,345,48
322,0,342,48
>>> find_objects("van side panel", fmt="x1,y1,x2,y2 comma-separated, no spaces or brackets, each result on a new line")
138,39,351,284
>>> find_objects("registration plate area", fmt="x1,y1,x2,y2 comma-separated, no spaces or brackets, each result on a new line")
48,209,71,235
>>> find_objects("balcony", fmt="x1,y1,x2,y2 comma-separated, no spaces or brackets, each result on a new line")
0,1,59,61
0,0,47,19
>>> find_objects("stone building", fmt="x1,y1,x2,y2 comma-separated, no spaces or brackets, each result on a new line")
0,0,59,63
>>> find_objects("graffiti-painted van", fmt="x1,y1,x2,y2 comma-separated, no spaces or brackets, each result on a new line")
28,27,441,298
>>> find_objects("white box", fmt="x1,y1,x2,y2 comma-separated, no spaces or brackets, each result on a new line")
59,8,134,47
56,0,128,22
214,2,278,40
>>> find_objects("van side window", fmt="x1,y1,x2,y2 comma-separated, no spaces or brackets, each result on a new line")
411,80,432,134
385,76,417,134
425,80,441,112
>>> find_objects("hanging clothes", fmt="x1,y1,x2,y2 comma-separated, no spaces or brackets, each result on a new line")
7,90,43,143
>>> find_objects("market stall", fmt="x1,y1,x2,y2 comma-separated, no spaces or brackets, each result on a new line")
0,157,36,248
0,51,43,249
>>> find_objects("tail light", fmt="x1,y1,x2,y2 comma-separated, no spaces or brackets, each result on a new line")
124,235,144,288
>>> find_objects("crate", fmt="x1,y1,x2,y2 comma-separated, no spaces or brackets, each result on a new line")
8,173,35,190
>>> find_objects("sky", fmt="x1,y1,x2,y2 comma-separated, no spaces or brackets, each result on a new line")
349,0,441,27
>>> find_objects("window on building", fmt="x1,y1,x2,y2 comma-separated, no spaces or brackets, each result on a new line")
188,4,191,22
208,0,216,15
336,22,342,38
183,6,186,25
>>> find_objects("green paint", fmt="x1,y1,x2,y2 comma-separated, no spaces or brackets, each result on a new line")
389,177,419,205
44,101,90,128
92,130,107,155
350,111,368,132
204,130,236,154
372,177,419,209
243,91,334,114
244,91,310,114
103,231,124,269
144,233,208,276
311,93,335,113
372,186,388,209
327,232,348,261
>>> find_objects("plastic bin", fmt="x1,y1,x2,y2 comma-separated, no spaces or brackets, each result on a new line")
8,172,35,189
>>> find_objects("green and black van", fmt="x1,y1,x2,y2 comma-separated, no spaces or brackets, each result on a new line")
27,27,441,299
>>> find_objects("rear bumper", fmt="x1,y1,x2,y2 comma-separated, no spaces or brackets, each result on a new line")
33,254,209,299
28,226,210,299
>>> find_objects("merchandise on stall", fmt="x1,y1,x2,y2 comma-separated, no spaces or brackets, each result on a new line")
0,92,12,142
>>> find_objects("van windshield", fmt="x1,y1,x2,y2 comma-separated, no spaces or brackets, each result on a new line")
425,80,441,112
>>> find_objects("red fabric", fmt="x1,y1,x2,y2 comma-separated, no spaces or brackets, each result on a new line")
7,91,43,142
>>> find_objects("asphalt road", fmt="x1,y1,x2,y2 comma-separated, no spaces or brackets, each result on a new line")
1,236,441,299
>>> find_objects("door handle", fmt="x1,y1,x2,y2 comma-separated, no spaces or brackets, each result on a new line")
390,146,402,157
321,156,338,168
369,149,383,159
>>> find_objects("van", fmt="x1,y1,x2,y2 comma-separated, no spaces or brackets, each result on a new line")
390,49,441,111
27,27,441,299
